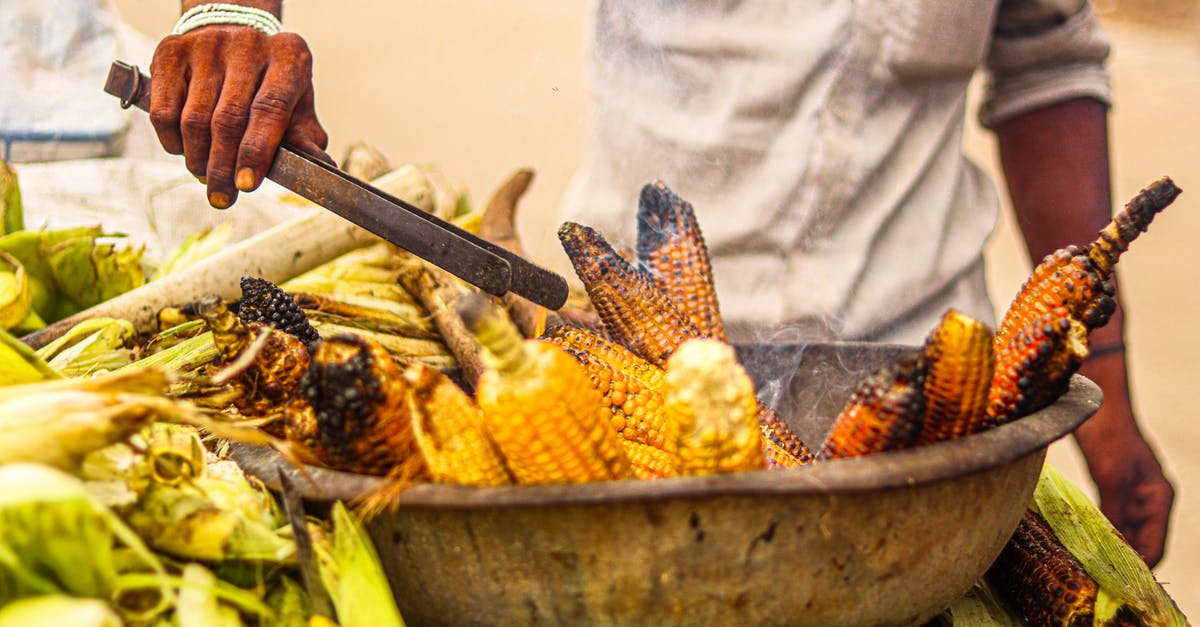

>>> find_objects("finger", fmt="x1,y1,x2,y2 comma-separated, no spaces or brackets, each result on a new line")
180,68,223,182
236,34,312,192
148,36,189,155
207,62,262,208
1132,485,1173,567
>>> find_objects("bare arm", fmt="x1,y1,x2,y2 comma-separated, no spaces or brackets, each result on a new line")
149,0,330,208
994,97,1174,566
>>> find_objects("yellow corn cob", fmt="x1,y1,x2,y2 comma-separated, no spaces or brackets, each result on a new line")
621,439,677,479
635,181,727,341
817,355,928,460
917,309,995,445
987,307,1089,426
288,334,427,478
403,362,512,487
459,294,633,484
987,510,1098,626
664,339,764,476
558,221,704,365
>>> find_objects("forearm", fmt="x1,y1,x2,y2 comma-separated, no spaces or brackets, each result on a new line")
181,1,283,19
993,97,1128,400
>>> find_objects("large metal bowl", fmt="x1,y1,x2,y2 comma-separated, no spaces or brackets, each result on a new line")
234,342,1101,626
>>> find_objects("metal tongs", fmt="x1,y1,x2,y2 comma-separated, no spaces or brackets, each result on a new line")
103,61,568,310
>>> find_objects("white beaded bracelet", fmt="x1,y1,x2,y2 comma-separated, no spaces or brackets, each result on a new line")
172,3,282,36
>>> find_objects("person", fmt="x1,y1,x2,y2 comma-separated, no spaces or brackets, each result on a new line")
148,0,1174,566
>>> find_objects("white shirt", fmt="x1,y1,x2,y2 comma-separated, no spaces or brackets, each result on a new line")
560,0,1111,344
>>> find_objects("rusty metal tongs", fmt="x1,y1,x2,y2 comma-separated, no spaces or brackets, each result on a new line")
104,61,568,310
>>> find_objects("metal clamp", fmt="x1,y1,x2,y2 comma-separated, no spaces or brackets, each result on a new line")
119,65,142,109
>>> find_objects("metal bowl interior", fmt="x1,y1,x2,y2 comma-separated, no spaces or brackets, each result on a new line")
232,342,1101,626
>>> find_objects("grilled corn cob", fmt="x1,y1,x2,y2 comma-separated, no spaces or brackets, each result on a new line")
541,325,671,449
403,362,512,487
917,309,995,444
635,181,726,341
758,407,814,468
231,276,320,346
558,221,704,365
987,510,1098,627
289,334,427,478
459,294,633,484
818,354,928,460
664,339,764,475
994,178,1181,354
987,307,1089,426
194,296,310,417
621,439,676,479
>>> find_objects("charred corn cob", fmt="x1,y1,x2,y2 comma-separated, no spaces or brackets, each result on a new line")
664,339,764,475
994,178,1181,353
403,362,512,487
987,307,1089,426
621,439,676,479
1088,177,1182,277
558,221,704,366
232,276,320,346
541,325,671,448
289,334,427,478
818,354,928,460
459,294,633,484
758,407,815,468
194,297,309,417
987,510,1098,627
635,181,726,341
917,309,995,444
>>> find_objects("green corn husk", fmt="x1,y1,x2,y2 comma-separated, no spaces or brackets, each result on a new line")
1030,465,1187,626
0,369,187,471
0,594,121,627
175,563,247,627
124,458,293,564
0,226,102,321
0,160,22,235
121,330,219,380
47,234,146,320
35,317,136,376
931,579,1021,627
0,326,61,384
0,463,167,610
0,251,31,331
262,575,312,627
312,502,404,627
152,223,234,281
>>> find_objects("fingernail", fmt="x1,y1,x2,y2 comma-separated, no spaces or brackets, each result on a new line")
236,167,256,192
209,192,231,209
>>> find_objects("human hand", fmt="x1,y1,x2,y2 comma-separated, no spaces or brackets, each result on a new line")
149,23,330,208
1075,398,1174,567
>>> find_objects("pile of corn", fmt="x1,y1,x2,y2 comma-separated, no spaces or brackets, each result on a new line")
1,147,1188,626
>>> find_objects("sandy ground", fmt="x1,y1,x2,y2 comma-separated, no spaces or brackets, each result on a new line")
115,1,1198,616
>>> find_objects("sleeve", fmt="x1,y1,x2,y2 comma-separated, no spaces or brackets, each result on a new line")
978,0,1112,129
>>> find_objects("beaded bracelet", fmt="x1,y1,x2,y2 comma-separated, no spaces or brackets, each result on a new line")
173,3,282,36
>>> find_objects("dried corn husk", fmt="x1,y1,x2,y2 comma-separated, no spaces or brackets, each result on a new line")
34,317,135,376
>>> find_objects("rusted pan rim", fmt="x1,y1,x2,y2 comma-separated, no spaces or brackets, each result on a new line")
233,374,1100,507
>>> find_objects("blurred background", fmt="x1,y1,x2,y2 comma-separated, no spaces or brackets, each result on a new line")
112,0,1198,615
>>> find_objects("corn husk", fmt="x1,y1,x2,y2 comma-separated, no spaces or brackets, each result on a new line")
34,317,136,376
0,368,187,471
0,594,121,627
1030,465,1188,626
312,502,404,627
0,160,22,235
46,234,146,320
175,563,248,627
931,580,1021,627
262,575,311,627
0,463,167,613
0,226,98,321
0,251,31,331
